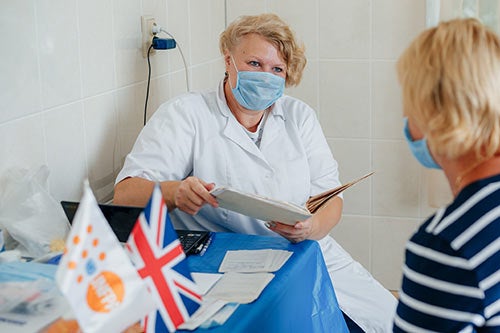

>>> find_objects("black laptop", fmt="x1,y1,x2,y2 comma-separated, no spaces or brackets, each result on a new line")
60,201,211,255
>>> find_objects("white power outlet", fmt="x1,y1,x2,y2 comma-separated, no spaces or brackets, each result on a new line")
141,15,156,58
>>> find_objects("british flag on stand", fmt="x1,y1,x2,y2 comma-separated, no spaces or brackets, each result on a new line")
126,184,202,333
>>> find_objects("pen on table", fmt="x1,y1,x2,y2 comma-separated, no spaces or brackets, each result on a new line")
198,233,213,256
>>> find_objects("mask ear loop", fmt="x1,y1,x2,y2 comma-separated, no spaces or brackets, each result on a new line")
229,54,239,73
228,54,240,90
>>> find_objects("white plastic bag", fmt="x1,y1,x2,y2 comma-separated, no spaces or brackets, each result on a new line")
0,166,70,258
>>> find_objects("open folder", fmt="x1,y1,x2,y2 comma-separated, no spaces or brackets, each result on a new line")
210,172,374,225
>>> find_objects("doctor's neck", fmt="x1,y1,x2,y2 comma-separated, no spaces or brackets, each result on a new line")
223,78,268,132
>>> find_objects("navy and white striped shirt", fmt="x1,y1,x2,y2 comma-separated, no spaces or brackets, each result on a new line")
394,175,500,332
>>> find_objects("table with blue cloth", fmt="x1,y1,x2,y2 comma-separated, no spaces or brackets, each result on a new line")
179,232,348,333
0,232,349,332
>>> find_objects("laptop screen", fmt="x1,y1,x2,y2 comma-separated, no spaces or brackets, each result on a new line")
61,201,143,242
60,201,211,255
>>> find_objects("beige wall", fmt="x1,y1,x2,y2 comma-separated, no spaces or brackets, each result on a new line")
0,0,443,290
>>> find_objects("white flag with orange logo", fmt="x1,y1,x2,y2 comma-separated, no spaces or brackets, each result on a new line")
56,183,154,333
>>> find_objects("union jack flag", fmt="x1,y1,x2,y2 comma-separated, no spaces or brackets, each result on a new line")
126,184,202,333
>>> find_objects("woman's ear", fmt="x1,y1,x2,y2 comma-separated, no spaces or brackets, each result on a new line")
407,117,425,141
224,52,231,67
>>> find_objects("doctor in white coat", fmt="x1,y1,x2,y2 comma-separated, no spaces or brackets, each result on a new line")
114,13,396,332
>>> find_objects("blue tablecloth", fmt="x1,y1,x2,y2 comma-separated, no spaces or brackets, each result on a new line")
0,233,349,332
179,233,348,333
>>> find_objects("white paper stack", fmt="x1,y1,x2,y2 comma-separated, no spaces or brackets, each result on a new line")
180,249,293,330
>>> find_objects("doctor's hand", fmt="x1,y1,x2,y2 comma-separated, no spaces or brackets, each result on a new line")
174,176,218,215
266,218,314,244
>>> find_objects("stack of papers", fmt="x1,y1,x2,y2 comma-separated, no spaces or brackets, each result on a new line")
206,249,292,304
178,273,229,331
180,249,293,330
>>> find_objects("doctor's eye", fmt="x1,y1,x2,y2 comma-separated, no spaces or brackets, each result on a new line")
248,60,260,67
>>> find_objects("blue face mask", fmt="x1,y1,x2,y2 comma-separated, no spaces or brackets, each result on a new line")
230,55,285,111
403,117,441,169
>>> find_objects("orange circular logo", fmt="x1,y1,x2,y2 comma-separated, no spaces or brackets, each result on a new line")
86,271,125,313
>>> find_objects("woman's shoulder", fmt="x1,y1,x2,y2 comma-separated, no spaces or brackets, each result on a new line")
275,95,318,124
278,95,316,114
153,88,217,120
163,89,213,109
279,94,314,108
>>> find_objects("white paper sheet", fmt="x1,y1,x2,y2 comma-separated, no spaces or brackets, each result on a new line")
178,298,228,330
191,272,223,295
205,272,274,303
218,249,292,273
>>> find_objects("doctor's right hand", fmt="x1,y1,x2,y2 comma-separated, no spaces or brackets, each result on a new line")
174,176,219,215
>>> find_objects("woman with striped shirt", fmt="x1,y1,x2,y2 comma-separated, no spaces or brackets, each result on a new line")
395,18,500,332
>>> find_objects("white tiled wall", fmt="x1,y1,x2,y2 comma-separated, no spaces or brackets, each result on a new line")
0,0,225,203
0,0,441,289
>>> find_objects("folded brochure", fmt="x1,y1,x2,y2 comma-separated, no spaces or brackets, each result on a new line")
209,172,374,225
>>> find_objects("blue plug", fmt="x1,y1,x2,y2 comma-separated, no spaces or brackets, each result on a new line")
152,36,176,50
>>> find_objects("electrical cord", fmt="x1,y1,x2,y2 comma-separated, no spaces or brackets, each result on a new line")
143,25,190,126
157,27,191,92
144,43,154,126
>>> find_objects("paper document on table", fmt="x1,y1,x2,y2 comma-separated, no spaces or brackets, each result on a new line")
205,272,274,303
198,302,239,329
218,249,292,273
190,272,223,295
177,298,228,330
179,273,238,331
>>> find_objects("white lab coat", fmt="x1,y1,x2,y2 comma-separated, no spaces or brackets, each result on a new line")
116,80,397,332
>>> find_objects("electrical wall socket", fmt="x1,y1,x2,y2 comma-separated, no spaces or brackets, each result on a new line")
141,15,156,58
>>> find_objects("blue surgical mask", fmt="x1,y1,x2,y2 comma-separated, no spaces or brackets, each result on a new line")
403,117,441,169
230,55,285,111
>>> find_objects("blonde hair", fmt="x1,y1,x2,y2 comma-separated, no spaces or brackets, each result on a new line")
219,13,306,87
397,18,500,159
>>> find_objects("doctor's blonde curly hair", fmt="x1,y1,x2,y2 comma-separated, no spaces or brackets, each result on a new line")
219,13,307,87
397,18,500,159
